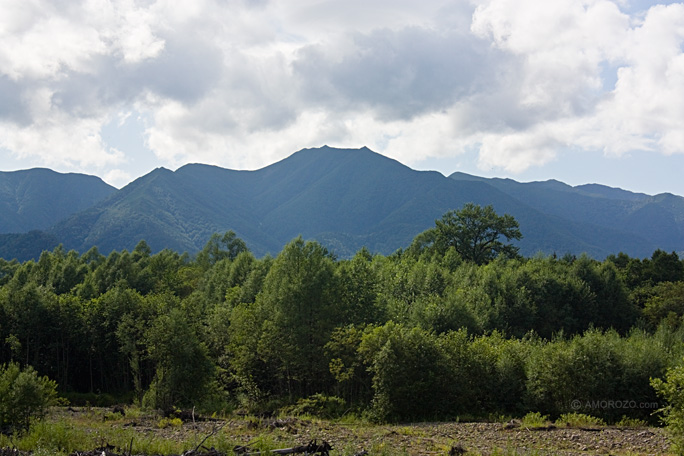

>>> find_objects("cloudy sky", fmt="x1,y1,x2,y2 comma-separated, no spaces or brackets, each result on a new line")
1,0,683,195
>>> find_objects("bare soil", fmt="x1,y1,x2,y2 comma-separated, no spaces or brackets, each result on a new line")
18,408,671,456
115,413,670,456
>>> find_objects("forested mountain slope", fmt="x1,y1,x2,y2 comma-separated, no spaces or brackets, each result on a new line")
1,146,682,260
450,172,684,255
47,146,664,258
0,168,116,233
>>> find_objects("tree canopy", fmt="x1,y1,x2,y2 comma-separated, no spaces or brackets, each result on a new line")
409,203,522,264
2,227,684,427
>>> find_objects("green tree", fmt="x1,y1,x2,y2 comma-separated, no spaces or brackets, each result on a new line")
643,282,684,329
412,204,522,265
255,237,339,397
197,231,248,269
335,248,383,325
359,322,450,422
653,361,684,453
0,362,58,432
227,302,270,410
144,307,215,410
645,250,684,285
325,324,372,405
0,258,19,286
83,287,146,393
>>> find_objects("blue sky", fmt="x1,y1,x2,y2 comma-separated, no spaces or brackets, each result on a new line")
1,0,683,197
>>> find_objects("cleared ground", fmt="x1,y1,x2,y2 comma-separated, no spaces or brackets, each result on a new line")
2,408,671,456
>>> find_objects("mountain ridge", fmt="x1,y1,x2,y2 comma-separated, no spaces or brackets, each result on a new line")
0,168,116,234
0,146,681,261
449,170,684,256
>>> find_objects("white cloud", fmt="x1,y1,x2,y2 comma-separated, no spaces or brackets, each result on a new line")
0,114,124,170
103,167,132,188
0,3,105,80
461,0,684,172
0,0,682,184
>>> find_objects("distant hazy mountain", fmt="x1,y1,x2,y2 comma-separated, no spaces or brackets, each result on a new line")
449,172,684,257
0,168,116,234
1,147,682,261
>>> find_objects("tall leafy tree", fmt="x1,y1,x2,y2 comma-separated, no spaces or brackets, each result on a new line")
197,231,248,269
411,204,522,265
256,237,339,397
335,248,383,325
144,306,215,410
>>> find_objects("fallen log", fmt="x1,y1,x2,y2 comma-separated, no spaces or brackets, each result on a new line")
234,440,332,456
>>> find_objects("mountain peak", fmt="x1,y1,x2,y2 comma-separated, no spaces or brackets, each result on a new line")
0,168,116,235
3,147,684,262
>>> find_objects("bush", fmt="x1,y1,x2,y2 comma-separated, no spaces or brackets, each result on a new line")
0,362,59,432
557,412,605,428
520,411,551,429
652,362,684,454
157,417,183,429
287,394,347,418
359,323,451,422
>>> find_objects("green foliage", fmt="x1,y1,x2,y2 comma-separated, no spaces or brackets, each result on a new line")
253,237,340,397
197,231,249,269
335,248,383,325
520,412,551,429
143,307,216,410
0,362,59,432
287,393,347,418
556,412,605,428
413,204,522,265
525,329,669,421
653,361,684,454
157,417,183,429
1,232,684,426
325,325,372,405
359,323,452,422
643,281,684,329
615,416,648,427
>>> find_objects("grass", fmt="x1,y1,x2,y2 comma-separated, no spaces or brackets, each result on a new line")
0,406,673,456
615,416,648,428
519,412,552,429
555,412,606,428
0,408,241,456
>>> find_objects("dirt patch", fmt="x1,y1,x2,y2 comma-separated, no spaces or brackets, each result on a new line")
183,416,669,456
20,408,672,456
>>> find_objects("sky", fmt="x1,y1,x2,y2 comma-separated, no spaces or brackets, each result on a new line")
1,0,684,196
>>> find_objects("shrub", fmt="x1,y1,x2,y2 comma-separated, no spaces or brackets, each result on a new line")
288,394,347,418
157,417,183,429
616,416,648,428
0,362,59,432
359,323,451,422
652,362,684,454
520,412,551,429
557,412,605,428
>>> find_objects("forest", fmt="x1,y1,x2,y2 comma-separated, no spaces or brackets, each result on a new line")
2,205,684,429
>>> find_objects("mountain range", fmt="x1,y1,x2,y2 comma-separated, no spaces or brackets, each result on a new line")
1,146,682,261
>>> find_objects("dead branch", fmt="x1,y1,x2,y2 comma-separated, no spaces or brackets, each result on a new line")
233,440,332,456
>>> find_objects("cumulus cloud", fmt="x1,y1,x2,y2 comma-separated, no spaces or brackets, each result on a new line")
292,27,499,121
0,0,682,183
462,0,684,170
